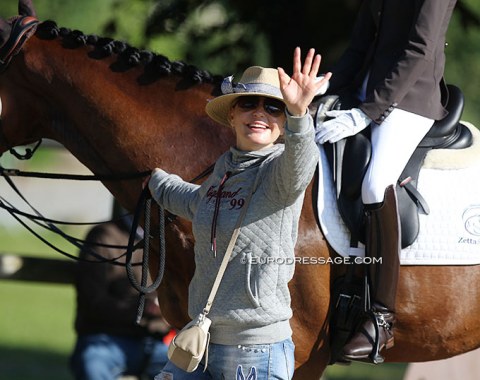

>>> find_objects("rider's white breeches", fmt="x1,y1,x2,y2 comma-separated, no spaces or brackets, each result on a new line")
361,108,434,205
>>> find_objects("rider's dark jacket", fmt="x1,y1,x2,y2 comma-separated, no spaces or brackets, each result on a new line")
328,0,457,124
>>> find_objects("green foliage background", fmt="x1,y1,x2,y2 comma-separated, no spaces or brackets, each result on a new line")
1,0,478,125
0,1,479,379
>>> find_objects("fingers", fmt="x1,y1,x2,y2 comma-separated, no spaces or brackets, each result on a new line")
292,47,330,79
277,66,290,89
292,47,301,75
302,48,315,75
316,125,342,144
293,47,318,76
316,123,335,137
315,128,333,144
310,53,322,77
298,48,319,77
322,71,333,82
315,117,343,142
322,131,342,144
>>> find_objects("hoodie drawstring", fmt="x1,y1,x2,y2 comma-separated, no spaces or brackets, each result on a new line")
210,171,232,257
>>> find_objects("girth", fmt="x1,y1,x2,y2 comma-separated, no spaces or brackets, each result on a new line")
312,84,473,248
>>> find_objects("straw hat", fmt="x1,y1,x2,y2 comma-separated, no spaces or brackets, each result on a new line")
205,66,284,127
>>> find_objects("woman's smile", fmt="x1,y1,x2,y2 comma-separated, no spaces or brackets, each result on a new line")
230,97,286,151
247,120,269,130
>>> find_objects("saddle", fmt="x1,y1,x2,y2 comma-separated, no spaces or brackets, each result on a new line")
312,84,473,249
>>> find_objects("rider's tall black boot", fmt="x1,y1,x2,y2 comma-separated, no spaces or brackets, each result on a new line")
342,185,400,363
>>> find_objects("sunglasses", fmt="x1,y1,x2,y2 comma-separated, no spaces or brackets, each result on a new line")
234,96,286,117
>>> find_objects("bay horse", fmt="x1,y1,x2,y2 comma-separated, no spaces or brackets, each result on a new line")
1,2,480,379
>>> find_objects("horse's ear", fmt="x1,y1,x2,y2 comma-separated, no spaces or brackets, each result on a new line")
0,19,12,47
18,0,37,17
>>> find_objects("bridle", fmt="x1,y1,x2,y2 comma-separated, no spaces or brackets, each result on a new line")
0,15,38,72
0,15,41,159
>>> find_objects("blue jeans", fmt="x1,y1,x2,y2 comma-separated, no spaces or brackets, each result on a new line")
155,338,295,380
70,333,169,380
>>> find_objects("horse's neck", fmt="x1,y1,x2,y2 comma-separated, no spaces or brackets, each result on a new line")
19,36,232,188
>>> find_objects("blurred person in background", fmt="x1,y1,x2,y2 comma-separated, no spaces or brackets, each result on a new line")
70,200,174,380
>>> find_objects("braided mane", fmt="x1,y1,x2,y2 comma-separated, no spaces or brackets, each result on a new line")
35,20,223,87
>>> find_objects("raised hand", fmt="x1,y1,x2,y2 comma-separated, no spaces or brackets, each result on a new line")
278,47,332,116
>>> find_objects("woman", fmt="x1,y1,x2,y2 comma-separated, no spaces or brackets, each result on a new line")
147,47,331,379
315,0,458,363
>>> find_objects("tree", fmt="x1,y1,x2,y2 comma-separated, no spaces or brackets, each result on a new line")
0,0,479,125
139,0,480,125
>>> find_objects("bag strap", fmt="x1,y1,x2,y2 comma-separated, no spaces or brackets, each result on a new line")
202,179,256,315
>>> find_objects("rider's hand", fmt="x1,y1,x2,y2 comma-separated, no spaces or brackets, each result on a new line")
278,47,332,117
315,108,371,144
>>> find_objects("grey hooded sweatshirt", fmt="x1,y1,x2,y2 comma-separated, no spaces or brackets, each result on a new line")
149,113,318,345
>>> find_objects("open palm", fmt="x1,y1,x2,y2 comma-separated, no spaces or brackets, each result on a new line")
278,47,331,116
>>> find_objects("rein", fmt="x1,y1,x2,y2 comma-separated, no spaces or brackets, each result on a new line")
126,186,166,324
0,170,145,264
0,157,214,323
0,166,151,180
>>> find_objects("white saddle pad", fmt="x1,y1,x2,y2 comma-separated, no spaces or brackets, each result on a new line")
316,122,480,265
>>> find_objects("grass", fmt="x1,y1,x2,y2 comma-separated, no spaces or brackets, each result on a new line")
0,220,78,379
0,281,76,380
324,362,407,380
